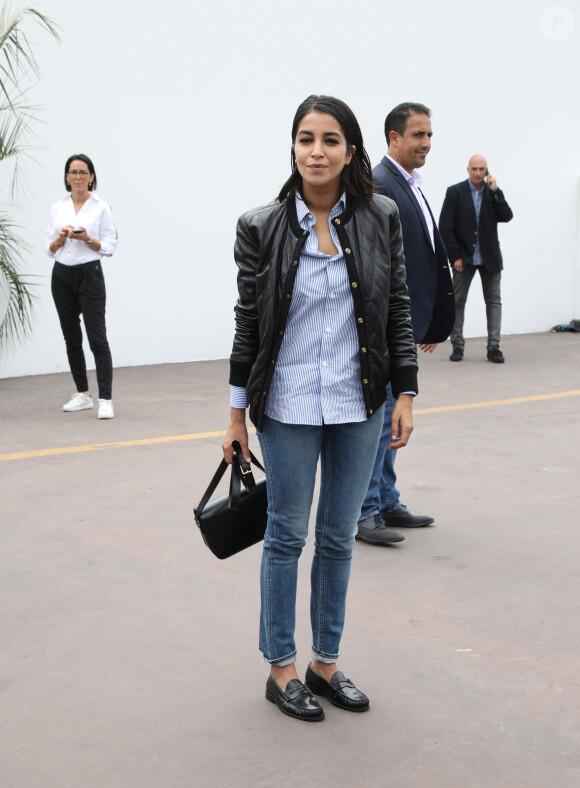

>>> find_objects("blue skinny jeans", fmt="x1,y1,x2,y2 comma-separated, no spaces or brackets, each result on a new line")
257,406,384,666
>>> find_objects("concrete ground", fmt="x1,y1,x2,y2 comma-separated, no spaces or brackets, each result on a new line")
1,332,579,788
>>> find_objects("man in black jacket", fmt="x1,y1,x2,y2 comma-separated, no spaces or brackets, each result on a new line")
439,155,513,363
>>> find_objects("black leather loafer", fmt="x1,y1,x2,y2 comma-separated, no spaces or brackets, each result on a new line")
305,664,369,712
265,674,325,721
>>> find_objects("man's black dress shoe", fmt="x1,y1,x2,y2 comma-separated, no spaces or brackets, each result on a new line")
487,347,505,363
265,674,325,721
305,664,369,712
450,346,464,361
381,504,434,528
356,514,405,544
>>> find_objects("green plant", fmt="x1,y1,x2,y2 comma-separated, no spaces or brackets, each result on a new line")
0,4,60,349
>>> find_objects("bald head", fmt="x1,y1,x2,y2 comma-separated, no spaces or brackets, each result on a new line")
467,154,488,190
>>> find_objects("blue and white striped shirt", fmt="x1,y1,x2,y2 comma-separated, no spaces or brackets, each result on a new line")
231,193,367,425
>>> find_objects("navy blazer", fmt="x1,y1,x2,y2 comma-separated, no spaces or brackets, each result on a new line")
439,179,513,274
373,157,455,345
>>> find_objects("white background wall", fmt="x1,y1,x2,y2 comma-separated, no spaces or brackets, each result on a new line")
1,0,579,379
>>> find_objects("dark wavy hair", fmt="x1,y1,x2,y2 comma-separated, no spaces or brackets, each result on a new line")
64,153,97,192
277,95,373,209
384,102,431,145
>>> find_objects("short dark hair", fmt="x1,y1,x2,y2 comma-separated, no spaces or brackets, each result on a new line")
278,95,374,209
384,103,431,145
64,153,97,192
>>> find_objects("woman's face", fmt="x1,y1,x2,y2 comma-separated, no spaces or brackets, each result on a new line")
292,111,354,196
66,159,94,194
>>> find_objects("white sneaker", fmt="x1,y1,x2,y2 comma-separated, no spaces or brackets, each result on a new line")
98,399,115,419
63,392,93,412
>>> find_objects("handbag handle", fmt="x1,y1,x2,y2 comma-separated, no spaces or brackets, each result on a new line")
232,440,265,477
195,441,265,517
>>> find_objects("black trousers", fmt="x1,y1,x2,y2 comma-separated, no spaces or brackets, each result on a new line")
51,261,113,400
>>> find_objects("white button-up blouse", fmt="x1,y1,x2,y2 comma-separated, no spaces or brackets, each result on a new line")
45,193,119,265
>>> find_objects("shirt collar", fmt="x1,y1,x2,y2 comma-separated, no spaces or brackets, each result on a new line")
469,179,483,195
65,192,98,203
386,154,424,189
295,191,346,225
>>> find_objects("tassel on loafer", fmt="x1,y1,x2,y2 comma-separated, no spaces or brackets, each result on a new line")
305,664,370,712
265,674,325,721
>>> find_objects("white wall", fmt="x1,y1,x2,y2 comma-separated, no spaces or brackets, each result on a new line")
1,0,579,379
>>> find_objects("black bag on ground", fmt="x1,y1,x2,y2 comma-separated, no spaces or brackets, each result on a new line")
194,441,267,559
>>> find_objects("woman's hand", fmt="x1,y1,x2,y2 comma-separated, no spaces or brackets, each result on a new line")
51,226,71,252
388,394,414,450
222,407,250,464
69,226,91,243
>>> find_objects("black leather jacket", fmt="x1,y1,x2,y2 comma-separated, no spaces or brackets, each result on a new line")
229,193,418,431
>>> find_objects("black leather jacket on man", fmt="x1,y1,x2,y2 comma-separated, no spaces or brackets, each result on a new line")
229,192,419,431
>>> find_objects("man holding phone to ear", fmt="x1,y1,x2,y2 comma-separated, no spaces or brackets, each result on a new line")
439,155,513,363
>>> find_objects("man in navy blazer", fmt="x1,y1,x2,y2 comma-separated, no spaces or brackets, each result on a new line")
356,103,455,546
439,155,513,363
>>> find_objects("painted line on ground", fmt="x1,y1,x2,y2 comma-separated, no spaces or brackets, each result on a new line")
2,390,579,462
413,389,580,414
0,430,233,462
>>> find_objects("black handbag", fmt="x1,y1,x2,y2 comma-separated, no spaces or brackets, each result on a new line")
194,441,268,559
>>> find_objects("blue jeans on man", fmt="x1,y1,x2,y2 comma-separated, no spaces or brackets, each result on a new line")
357,384,434,544
359,384,400,519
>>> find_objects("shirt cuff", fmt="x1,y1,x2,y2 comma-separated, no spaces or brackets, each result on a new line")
230,385,248,409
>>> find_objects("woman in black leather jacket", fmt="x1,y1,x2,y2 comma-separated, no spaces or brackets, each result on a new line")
223,95,418,722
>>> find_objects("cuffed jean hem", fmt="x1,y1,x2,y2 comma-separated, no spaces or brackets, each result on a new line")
358,510,380,522
312,648,339,664
263,651,297,667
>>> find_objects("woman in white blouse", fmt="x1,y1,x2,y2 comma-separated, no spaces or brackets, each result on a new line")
45,154,119,419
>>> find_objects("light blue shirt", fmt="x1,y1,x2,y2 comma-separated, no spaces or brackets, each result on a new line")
231,192,367,425
386,155,435,251
469,180,483,266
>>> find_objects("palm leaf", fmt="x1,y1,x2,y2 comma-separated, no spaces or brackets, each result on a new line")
0,4,60,351
0,213,37,347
